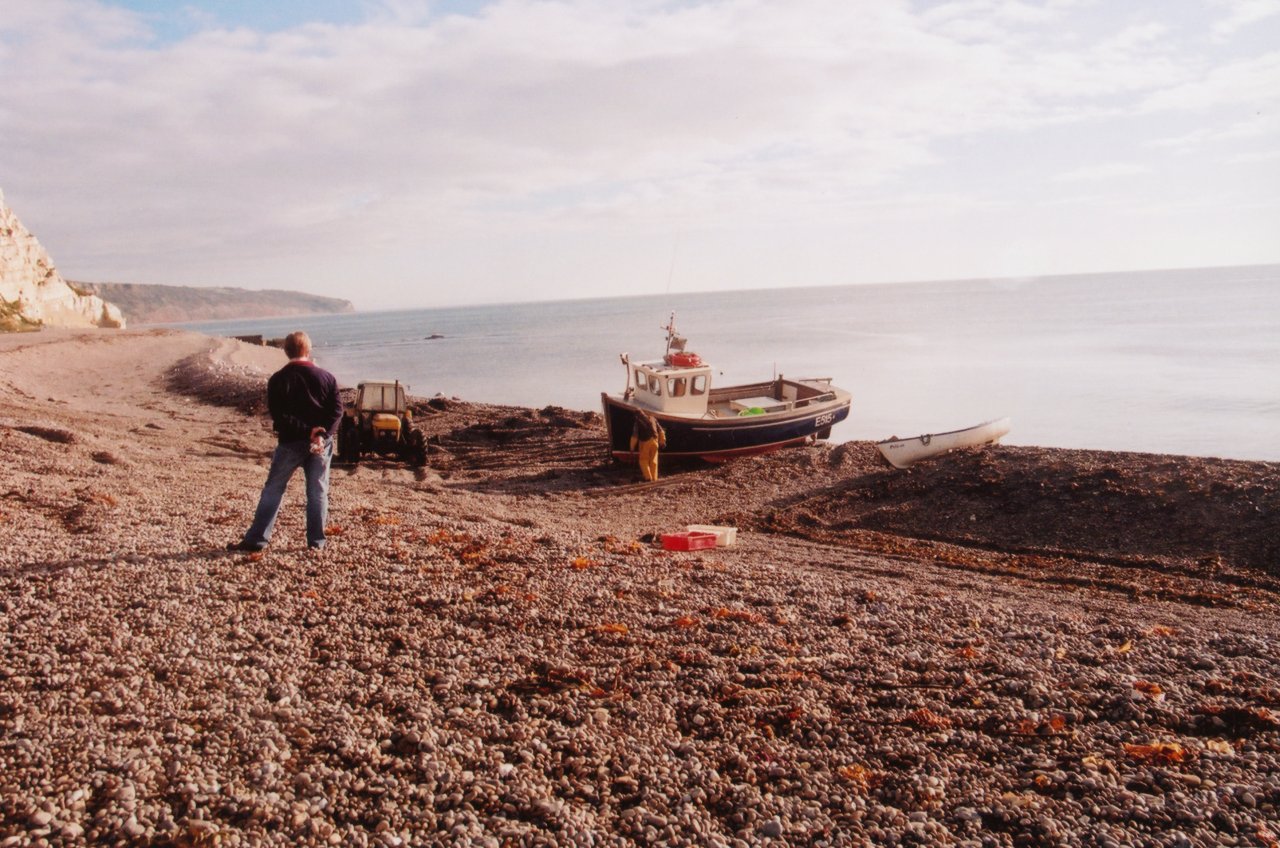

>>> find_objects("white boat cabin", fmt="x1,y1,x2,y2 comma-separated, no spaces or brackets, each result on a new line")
619,315,844,420
626,358,714,417
625,356,841,420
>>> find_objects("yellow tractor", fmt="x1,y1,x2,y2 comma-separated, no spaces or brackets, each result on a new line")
336,380,427,466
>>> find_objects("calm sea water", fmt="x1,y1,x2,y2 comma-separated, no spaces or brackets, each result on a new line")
180,265,1280,462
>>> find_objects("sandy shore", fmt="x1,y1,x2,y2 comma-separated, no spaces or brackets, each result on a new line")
1,328,1277,847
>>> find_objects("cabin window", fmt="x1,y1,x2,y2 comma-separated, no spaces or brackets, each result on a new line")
668,377,687,397
361,385,401,412
634,368,647,390
690,375,707,396
647,374,661,394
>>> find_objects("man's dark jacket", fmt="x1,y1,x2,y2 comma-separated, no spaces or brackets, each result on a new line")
267,360,344,443
632,411,664,442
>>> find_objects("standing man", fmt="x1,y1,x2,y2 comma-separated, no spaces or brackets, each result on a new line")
630,410,667,482
229,331,344,552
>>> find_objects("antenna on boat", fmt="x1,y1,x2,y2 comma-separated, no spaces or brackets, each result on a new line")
665,234,680,295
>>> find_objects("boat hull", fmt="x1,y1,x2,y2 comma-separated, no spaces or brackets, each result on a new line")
602,391,851,463
875,417,1011,469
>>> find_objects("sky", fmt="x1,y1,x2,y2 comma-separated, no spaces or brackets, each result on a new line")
1,0,1278,310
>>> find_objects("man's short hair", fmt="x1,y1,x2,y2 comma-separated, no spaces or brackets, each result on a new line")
284,331,311,360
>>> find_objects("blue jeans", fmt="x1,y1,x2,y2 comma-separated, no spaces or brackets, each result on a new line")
242,437,332,549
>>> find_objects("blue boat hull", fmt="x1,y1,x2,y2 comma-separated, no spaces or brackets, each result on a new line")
602,393,851,463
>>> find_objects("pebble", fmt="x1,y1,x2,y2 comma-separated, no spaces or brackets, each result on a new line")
1,351,1277,848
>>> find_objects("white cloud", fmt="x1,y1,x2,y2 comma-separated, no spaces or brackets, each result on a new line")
1210,0,1280,39
1053,162,1151,183
1140,51,1280,112
1228,148,1280,164
0,0,1277,306
1150,112,1280,153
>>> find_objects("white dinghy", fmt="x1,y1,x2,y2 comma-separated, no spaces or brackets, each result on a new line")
876,417,1011,469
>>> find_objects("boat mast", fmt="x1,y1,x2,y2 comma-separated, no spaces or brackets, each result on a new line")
619,352,632,397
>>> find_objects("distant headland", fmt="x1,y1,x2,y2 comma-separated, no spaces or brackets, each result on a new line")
74,281,355,325
2,188,352,330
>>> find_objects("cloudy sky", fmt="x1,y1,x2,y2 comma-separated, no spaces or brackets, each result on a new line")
2,0,1277,309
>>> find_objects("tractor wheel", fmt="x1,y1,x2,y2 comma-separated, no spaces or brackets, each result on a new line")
405,428,427,467
338,417,360,464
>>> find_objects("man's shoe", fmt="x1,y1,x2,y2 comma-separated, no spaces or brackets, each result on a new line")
226,540,264,552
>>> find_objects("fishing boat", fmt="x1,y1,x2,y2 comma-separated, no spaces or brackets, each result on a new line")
875,417,1011,469
602,316,852,463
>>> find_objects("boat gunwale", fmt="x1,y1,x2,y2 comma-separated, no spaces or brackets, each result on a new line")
602,390,851,428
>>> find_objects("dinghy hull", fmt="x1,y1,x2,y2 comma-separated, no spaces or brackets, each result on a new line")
876,417,1011,469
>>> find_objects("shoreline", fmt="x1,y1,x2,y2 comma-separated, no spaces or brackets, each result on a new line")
1,328,1277,845
158,266,1280,466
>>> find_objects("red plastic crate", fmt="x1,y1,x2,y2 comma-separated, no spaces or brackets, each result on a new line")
661,531,718,551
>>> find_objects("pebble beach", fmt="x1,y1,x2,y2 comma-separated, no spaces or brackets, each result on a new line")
1,328,1277,847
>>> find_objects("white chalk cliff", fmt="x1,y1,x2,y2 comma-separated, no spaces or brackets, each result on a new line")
1,190,125,330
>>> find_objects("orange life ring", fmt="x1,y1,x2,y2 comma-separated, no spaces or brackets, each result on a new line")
668,352,703,367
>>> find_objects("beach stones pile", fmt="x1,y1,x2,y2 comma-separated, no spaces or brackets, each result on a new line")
1,342,1278,846
2,502,1278,845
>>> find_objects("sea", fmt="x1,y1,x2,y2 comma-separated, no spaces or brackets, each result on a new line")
178,264,1280,462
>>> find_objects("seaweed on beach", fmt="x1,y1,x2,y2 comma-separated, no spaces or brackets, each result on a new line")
756,445,1280,578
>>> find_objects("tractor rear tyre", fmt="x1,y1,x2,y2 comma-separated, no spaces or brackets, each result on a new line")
338,417,360,465
405,428,427,467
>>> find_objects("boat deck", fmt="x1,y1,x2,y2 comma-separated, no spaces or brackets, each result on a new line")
701,378,840,419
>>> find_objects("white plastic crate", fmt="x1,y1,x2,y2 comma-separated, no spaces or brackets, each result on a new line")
685,524,737,547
